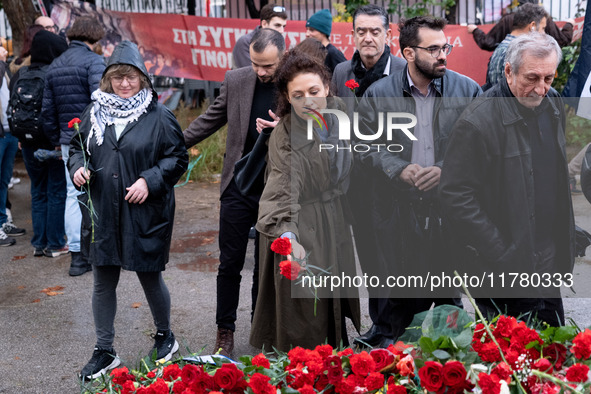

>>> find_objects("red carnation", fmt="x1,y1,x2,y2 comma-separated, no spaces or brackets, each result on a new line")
572,329,591,360
491,362,512,383
252,353,271,368
349,351,376,377
68,117,81,129
479,341,503,362
370,348,396,372
119,380,136,394
365,372,385,391
418,361,444,392
299,384,316,394
532,358,553,374
279,260,301,280
162,363,181,381
566,363,590,383
345,79,359,91
315,344,333,359
387,384,407,394
478,372,501,394
270,237,292,255
213,363,244,390
249,372,275,394
494,315,518,338
442,360,467,388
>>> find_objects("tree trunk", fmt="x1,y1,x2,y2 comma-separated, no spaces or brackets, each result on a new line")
3,0,38,57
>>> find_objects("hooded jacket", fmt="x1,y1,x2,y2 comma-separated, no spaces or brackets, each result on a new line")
9,30,68,149
67,41,189,271
42,40,106,146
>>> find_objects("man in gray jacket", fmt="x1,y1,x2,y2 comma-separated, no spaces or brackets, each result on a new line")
332,4,406,348
356,16,481,346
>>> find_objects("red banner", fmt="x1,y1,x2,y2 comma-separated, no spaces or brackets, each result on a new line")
52,1,583,87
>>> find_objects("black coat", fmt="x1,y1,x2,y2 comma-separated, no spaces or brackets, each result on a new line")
439,80,575,293
68,41,188,271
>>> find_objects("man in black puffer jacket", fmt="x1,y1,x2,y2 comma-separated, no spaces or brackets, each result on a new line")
42,17,105,276
440,33,575,327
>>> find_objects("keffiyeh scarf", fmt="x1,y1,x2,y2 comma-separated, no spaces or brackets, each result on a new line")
89,88,152,146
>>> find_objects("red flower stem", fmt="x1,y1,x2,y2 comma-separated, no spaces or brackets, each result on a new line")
453,271,527,394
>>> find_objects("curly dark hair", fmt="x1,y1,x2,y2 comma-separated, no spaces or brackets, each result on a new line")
274,49,333,118
398,16,447,52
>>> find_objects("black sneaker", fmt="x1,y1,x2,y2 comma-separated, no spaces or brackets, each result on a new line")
151,330,179,362
570,177,582,194
79,347,121,381
34,247,45,257
0,229,15,247
2,222,25,237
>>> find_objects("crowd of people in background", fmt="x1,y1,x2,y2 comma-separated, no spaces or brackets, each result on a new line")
0,0,585,382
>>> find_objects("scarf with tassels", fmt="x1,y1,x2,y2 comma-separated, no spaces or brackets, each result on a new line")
89,88,152,147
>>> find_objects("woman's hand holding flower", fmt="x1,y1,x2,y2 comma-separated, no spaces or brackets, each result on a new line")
73,167,91,187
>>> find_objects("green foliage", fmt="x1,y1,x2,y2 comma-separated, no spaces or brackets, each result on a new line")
388,0,456,18
173,100,227,183
345,0,370,16
553,38,581,94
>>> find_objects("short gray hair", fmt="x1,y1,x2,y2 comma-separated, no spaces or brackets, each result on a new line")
505,32,561,74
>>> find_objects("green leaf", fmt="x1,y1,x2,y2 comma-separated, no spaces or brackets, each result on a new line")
419,337,437,353
553,326,578,343
432,349,452,360
454,329,473,348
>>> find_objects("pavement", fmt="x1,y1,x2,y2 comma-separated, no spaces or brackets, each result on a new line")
2,156,591,393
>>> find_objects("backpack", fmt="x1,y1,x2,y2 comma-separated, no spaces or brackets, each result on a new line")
8,65,47,143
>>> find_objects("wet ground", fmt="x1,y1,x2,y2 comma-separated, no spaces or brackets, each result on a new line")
2,157,591,393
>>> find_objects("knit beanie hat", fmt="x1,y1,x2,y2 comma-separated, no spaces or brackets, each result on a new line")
306,9,333,38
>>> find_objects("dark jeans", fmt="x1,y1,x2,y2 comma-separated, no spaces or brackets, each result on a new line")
217,178,260,331
0,132,18,226
93,265,171,348
21,146,66,249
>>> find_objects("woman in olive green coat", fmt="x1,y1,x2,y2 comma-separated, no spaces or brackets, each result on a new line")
250,50,360,351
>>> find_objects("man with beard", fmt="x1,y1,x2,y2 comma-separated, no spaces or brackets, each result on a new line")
331,4,406,348
183,28,284,356
356,16,481,345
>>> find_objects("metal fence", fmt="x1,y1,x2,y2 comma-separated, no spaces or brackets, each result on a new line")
95,0,584,24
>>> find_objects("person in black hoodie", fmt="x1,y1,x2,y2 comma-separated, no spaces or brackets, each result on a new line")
68,40,188,381
9,30,68,253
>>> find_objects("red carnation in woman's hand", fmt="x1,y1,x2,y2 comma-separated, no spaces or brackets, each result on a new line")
68,117,81,129
271,237,292,256
345,79,359,91
279,260,301,280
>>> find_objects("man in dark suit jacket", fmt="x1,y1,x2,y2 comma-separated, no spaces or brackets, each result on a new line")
183,28,285,357
331,5,406,348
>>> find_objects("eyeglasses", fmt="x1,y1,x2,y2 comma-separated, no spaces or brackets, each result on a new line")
111,75,140,84
412,44,453,58
273,6,286,12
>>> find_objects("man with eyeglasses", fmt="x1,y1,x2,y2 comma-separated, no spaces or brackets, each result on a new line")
356,16,481,346
35,16,58,33
232,3,287,69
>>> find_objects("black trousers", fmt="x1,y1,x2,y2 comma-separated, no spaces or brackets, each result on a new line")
216,179,260,331
476,242,564,327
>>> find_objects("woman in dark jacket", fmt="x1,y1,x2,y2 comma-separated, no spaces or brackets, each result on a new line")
68,41,188,380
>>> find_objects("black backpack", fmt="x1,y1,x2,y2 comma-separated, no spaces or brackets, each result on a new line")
8,65,47,143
